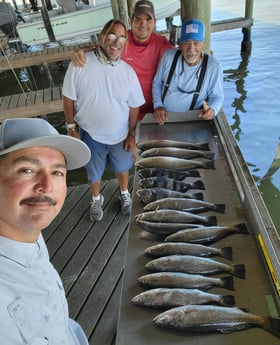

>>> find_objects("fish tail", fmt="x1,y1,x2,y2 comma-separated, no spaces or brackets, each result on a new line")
208,151,216,160
189,170,200,177
192,192,204,200
214,204,226,214
235,222,250,234
220,294,236,307
221,276,235,291
207,215,217,226
233,264,246,279
264,316,280,339
192,180,205,190
199,143,210,151
220,247,233,260
204,160,215,169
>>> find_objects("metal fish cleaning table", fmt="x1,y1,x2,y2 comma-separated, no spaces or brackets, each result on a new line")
115,111,280,345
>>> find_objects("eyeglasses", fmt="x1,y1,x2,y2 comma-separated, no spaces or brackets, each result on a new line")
107,33,127,43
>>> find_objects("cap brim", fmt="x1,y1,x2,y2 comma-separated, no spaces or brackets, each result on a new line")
0,135,91,170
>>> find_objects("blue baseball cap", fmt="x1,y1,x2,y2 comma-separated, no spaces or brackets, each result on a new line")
178,19,205,44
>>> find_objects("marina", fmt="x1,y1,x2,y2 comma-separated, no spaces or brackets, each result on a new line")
0,1,280,344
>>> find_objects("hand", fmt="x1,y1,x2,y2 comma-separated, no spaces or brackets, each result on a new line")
154,107,168,125
71,49,87,67
199,101,215,120
124,134,136,152
67,128,80,139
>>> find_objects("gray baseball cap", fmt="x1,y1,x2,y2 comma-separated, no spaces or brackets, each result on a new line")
0,118,90,170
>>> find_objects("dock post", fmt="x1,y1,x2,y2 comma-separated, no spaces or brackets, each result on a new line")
242,0,254,51
180,0,211,54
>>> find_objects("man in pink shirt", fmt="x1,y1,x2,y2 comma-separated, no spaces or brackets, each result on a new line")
72,0,173,120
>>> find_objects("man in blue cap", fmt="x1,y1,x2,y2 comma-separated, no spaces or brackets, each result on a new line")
152,19,224,125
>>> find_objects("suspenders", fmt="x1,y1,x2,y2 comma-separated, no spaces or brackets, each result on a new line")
162,50,209,110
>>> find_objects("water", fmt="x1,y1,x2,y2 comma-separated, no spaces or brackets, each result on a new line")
1,0,280,232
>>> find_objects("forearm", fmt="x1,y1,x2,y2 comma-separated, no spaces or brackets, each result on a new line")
63,96,75,123
128,107,139,136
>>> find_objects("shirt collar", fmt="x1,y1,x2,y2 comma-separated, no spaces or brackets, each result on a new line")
0,234,43,267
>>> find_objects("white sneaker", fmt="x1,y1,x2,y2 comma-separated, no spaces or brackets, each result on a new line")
119,192,131,215
90,195,104,221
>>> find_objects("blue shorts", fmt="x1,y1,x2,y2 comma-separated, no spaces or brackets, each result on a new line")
81,129,133,183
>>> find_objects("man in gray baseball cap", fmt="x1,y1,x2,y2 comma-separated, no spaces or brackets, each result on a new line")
0,118,90,344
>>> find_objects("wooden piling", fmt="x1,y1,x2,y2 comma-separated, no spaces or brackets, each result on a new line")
242,0,254,51
180,0,211,53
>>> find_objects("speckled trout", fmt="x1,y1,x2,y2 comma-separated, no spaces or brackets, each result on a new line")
135,156,214,170
135,209,217,226
144,242,232,260
145,255,246,279
137,139,210,151
138,272,235,291
153,305,280,339
132,288,235,309
140,147,215,160
165,223,249,244
137,168,200,180
143,197,225,214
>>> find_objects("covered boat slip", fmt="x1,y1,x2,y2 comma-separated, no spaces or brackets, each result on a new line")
116,111,280,345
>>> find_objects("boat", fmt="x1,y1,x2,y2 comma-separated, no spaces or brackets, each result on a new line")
14,0,180,46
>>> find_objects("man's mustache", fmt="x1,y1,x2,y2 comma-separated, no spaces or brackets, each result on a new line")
20,196,57,206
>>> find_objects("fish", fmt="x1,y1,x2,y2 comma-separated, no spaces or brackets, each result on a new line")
132,288,235,309
144,242,233,260
143,197,226,214
145,255,246,279
137,272,235,291
153,305,280,339
136,188,203,204
138,177,205,192
135,220,203,235
135,210,217,226
165,223,249,244
137,167,200,180
135,156,215,170
137,139,210,152
140,147,215,160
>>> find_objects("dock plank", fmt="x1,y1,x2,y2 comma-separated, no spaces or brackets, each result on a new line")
44,176,134,345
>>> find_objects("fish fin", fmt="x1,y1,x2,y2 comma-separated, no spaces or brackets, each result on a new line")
264,316,280,339
221,276,235,291
214,204,226,214
220,247,233,260
235,223,250,234
220,295,235,307
192,180,205,190
207,216,217,226
192,192,204,201
189,170,200,177
233,264,246,279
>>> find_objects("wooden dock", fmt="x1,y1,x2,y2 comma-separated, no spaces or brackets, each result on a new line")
44,176,134,345
0,85,63,121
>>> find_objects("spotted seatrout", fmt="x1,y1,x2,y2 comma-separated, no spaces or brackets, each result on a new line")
145,255,246,279
138,272,235,291
144,242,232,260
137,139,210,152
132,288,235,309
153,305,280,339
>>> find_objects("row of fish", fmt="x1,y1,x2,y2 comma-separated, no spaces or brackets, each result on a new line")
132,139,280,339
